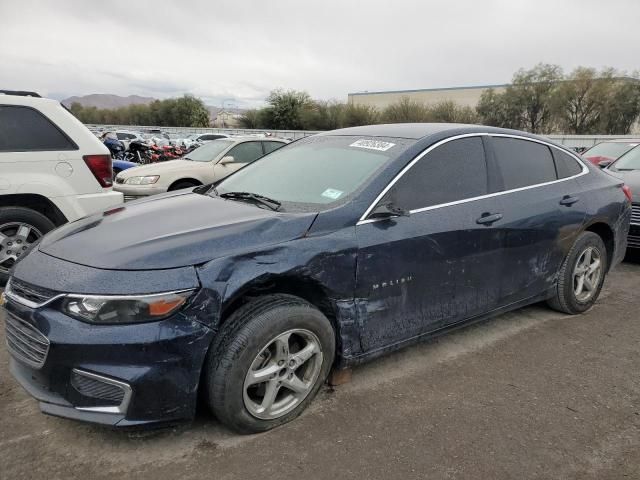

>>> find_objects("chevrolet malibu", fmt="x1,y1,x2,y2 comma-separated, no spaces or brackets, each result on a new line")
2,124,632,433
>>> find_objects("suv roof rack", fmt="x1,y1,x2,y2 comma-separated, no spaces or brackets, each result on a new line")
0,90,41,97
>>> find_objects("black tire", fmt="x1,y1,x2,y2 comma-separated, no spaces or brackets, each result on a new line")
168,180,199,191
204,294,335,434
0,207,56,286
547,231,608,314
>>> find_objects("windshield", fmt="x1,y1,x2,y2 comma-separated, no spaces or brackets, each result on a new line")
610,145,640,171
583,142,639,160
185,139,234,161
216,135,414,210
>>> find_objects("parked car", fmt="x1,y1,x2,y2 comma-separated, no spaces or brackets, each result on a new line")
114,130,144,150
605,147,640,249
113,137,287,201
112,158,140,178
2,124,631,434
187,133,230,143
582,140,640,167
0,90,122,284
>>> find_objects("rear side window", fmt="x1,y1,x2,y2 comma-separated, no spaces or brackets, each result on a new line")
0,105,77,152
553,149,583,178
492,137,556,190
383,136,488,211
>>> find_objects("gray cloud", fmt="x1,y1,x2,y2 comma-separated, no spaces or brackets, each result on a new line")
1,0,638,107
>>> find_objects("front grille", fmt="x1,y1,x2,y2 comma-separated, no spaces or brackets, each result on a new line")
5,313,50,369
628,234,640,248
124,195,142,202
71,371,126,404
631,204,640,225
7,278,58,306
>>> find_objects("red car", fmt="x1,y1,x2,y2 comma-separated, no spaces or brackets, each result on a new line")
582,140,640,167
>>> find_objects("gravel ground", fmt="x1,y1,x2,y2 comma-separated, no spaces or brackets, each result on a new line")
1,257,639,480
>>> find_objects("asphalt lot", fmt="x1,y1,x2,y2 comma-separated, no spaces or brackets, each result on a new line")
1,256,639,480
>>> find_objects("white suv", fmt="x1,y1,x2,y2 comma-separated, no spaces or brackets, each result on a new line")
0,91,123,283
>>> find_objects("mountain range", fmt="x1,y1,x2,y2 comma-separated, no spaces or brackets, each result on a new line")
61,94,156,109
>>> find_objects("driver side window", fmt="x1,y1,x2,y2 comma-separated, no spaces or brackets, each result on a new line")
381,136,488,212
226,141,264,164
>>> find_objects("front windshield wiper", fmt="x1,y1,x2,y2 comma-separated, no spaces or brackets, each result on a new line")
219,191,281,211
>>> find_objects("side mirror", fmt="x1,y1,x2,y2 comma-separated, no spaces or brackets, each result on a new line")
369,201,410,220
219,156,234,165
598,160,613,169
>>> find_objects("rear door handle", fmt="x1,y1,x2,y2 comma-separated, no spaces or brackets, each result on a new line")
560,195,579,206
476,212,503,226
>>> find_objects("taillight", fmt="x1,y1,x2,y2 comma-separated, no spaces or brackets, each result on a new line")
622,185,633,203
83,155,113,187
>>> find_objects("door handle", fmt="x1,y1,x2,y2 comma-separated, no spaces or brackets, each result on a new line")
560,195,579,206
476,212,503,226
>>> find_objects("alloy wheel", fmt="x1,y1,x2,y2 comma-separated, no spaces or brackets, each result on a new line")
243,329,323,420
0,223,42,274
572,246,602,303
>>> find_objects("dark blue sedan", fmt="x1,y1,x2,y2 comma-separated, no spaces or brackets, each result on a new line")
2,124,631,433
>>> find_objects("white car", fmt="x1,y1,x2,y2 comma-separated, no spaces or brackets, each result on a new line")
0,90,123,283
114,137,287,201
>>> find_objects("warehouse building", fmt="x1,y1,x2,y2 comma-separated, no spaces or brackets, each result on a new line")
348,83,508,110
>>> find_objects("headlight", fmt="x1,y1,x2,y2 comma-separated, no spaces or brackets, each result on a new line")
125,175,159,185
60,290,194,324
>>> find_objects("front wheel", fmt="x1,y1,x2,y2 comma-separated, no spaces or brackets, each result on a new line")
204,294,335,433
547,231,608,314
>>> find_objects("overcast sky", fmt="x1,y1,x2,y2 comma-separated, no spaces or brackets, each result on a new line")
0,0,638,108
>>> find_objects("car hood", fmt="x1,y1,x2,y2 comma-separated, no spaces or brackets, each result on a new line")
118,159,209,177
607,169,640,197
38,191,318,270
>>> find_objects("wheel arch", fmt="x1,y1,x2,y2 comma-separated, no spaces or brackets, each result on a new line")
220,274,345,358
168,178,203,191
583,221,615,271
0,193,68,226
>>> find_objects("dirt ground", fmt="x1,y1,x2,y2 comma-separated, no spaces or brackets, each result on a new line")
1,258,640,480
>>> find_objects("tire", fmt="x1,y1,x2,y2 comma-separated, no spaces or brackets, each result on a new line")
0,207,56,286
168,180,199,191
547,231,608,314
204,294,335,434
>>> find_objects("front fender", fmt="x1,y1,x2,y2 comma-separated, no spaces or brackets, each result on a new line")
194,228,361,360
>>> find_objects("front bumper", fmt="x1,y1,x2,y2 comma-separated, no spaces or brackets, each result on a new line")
3,297,214,427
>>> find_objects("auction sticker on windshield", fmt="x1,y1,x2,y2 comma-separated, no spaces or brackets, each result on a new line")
321,188,344,200
349,139,396,152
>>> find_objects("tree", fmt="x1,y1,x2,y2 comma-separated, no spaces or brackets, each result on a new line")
476,88,521,128
239,109,263,129
260,89,314,129
382,96,431,122
508,63,563,133
303,100,345,130
342,103,380,127
428,100,478,124
551,67,612,134
598,74,640,134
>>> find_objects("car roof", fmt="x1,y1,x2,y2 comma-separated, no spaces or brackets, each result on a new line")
319,123,551,141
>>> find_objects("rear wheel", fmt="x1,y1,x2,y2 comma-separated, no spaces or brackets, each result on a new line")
547,231,607,314
204,294,335,433
0,207,56,285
